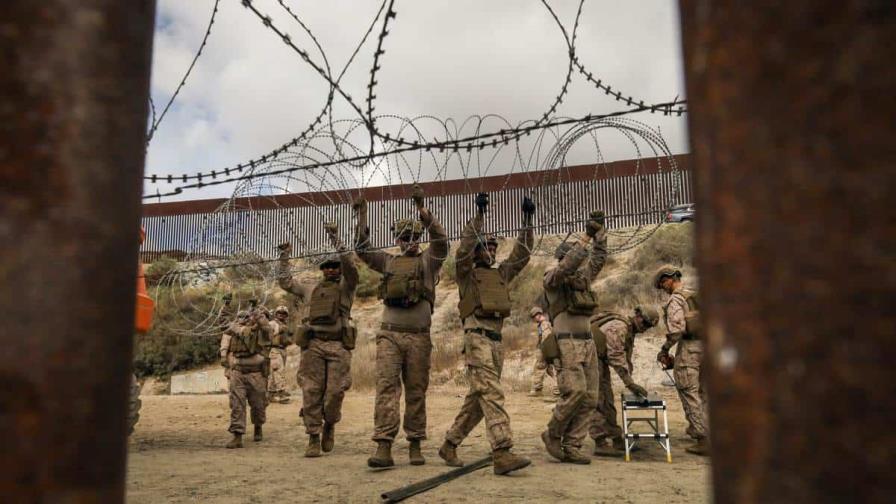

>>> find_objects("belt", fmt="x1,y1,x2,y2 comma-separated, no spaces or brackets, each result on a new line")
233,364,263,373
311,330,343,341
465,328,502,342
380,322,430,334
681,334,700,341
271,345,286,349
555,332,592,340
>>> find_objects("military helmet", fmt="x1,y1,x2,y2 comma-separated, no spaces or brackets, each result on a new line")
554,241,575,260
528,306,543,318
236,310,250,322
634,305,660,327
274,305,289,316
653,264,682,288
318,252,341,270
391,218,424,239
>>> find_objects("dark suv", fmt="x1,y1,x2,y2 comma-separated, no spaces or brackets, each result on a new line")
666,203,695,223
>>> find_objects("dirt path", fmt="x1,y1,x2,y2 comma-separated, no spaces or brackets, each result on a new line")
127,387,711,503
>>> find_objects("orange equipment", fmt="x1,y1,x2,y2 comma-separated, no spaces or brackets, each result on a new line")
135,227,155,332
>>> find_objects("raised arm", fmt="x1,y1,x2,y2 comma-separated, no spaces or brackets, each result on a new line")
326,221,359,292
584,211,608,281
455,196,486,285
276,242,312,301
499,195,536,283
415,184,449,271
352,196,390,273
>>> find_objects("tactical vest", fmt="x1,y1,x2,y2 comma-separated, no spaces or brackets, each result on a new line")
546,271,598,319
664,290,701,340
590,312,633,359
229,326,261,356
307,279,349,325
379,255,433,307
457,267,512,320
270,322,290,347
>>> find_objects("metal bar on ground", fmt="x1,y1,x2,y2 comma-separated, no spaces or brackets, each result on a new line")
380,456,493,503
0,0,156,501
679,1,896,502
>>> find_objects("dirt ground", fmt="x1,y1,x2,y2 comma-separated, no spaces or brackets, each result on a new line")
127,386,711,503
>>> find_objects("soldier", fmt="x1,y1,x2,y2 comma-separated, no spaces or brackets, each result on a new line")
438,193,534,475
654,265,709,456
278,222,358,458
353,184,449,468
267,305,292,404
589,305,659,456
220,309,273,449
539,211,607,464
528,306,558,399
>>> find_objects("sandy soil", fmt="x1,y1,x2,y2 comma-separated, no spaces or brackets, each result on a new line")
127,387,711,503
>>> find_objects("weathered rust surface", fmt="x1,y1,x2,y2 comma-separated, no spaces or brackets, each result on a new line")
680,1,896,502
0,1,156,501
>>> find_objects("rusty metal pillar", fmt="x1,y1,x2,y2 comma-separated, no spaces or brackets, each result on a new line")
0,1,156,502
679,1,896,502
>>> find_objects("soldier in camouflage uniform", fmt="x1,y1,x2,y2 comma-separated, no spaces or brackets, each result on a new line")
438,193,534,475
220,309,273,449
539,211,607,464
267,305,292,404
354,185,449,468
528,306,558,398
654,265,709,456
278,222,358,457
589,305,659,455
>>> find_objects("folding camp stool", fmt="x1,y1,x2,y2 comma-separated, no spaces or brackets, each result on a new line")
621,392,672,462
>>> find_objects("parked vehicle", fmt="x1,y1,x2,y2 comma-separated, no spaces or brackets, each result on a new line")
666,203,695,222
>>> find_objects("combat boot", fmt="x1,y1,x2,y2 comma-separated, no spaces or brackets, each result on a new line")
409,439,426,466
305,434,322,458
685,438,710,456
438,440,464,467
321,423,335,453
253,425,263,442
541,430,564,461
593,438,619,457
492,448,531,475
561,447,591,465
367,441,394,468
225,434,243,449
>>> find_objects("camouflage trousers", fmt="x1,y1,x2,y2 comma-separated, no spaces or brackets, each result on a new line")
445,331,513,451
228,368,267,434
372,329,432,442
589,357,622,443
299,339,352,435
267,347,289,397
547,338,599,450
674,339,709,439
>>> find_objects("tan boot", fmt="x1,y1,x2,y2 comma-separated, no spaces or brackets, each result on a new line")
562,447,591,465
225,434,242,449
593,438,620,457
253,425,263,442
492,448,531,475
321,423,335,453
541,430,564,461
305,434,322,458
409,439,426,466
367,441,394,468
686,438,710,456
438,440,464,467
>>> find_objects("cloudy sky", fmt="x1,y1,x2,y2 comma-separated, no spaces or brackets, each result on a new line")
145,0,689,201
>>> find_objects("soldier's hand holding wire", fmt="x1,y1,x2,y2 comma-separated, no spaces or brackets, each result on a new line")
475,192,490,214
277,242,292,257
324,221,338,236
351,196,367,215
411,184,425,209
522,195,536,223
585,210,606,239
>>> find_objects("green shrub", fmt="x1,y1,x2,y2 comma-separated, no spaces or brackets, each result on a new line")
630,222,694,272
440,253,457,284
144,256,178,286
507,261,547,326
355,262,381,298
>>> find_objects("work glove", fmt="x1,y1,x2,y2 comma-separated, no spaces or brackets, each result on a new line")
411,184,425,209
222,293,232,306
351,197,367,214
475,192,490,213
585,210,606,238
277,242,292,257
522,195,536,218
324,221,338,236
657,352,674,370
627,383,648,398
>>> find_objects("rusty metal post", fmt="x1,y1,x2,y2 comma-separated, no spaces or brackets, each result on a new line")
679,1,896,502
0,1,156,501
